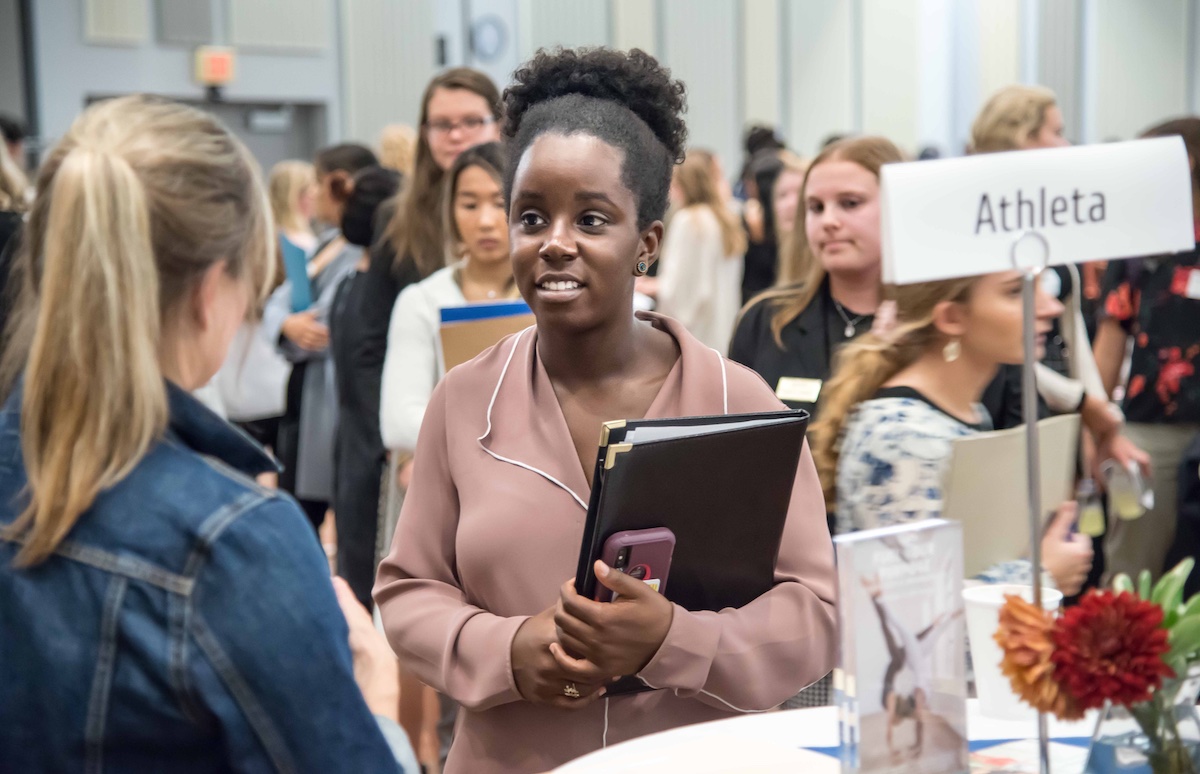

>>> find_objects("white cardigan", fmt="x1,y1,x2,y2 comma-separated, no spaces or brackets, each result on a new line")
380,265,466,454
656,206,744,355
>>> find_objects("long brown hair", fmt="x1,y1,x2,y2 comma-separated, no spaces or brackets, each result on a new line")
674,150,746,255
2,95,273,566
741,136,905,347
385,69,501,277
809,277,978,504
1141,117,1200,220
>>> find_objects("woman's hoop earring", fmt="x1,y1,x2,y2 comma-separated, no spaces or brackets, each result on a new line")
943,339,961,363
635,261,649,276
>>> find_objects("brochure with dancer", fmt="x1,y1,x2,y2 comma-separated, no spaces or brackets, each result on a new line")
574,409,810,695
835,519,967,774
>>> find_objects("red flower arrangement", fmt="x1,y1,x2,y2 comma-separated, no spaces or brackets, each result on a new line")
997,560,1200,722
1050,591,1174,710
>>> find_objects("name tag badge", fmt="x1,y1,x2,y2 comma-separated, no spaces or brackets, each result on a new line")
776,377,822,404
1187,268,1200,300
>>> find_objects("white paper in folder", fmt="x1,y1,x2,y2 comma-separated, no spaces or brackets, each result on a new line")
941,414,1080,577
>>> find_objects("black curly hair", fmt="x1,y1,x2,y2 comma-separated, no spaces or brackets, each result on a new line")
502,47,687,229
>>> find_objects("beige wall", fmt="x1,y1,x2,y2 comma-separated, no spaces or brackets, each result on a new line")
340,0,435,143
1090,0,1190,141
785,0,856,155
743,0,782,128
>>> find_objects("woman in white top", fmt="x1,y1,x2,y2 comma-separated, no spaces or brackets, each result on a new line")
656,150,747,354
381,142,515,457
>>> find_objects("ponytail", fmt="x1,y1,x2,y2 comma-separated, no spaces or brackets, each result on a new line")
15,147,167,565
809,276,978,508
4,95,273,567
809,334,919,505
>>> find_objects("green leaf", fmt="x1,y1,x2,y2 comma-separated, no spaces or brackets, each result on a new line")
1139,569,1153,600
1168,616,1200,662
1113,573,1135,594
1181,593,1200,620
1153,558,1195,612
1167,654,1189,679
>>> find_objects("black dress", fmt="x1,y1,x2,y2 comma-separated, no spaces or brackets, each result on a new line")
740,233,777,305
328,240,421,607
0,210,23,339
728,278,873,417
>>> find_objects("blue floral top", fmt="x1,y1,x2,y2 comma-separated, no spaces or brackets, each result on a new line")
836,387,1038,585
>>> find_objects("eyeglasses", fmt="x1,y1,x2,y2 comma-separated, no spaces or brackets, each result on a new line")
424,116,495,136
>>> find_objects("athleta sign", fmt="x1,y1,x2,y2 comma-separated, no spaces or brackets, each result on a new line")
880,136,1194,284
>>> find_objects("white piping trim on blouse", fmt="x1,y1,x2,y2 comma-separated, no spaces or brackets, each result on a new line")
476,328,731,512
476,327,589,510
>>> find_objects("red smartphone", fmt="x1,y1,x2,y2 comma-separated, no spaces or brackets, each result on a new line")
594,527,676,602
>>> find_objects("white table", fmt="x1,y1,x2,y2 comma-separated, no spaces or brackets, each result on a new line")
556,700,1097,773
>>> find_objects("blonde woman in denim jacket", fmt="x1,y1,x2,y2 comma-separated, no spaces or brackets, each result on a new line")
0,96,413,773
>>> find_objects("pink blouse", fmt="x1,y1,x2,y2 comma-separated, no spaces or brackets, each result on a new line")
375,312,836,773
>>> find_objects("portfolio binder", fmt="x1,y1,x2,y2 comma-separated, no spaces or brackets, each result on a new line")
573,410,811,693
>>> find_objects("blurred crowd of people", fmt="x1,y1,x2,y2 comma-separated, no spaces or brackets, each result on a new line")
0,46,1198,774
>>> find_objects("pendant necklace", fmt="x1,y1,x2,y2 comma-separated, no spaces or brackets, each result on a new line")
833,299,867,339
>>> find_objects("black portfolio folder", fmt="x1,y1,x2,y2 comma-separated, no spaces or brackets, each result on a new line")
573,410,810,694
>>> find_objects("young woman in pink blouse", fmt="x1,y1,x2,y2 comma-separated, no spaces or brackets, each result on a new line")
374,48,836,773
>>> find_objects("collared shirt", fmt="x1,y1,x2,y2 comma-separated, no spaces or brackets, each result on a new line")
375,311,837,774
0,381,403,773
729,279,872,416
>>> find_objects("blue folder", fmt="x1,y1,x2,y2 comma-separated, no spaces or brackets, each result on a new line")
280,236,314,312
439,299,532,325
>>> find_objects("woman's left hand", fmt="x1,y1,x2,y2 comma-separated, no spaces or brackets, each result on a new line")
550,561,674,681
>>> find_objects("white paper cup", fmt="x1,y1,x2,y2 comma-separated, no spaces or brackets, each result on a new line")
962,583,1063,720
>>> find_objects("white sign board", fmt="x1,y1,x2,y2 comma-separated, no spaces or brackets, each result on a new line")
880,137,1194,285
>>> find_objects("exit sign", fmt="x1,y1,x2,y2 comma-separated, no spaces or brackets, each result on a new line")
195,46,236,86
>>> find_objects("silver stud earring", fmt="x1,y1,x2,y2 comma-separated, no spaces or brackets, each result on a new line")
943,339,961,363
635,261,649,276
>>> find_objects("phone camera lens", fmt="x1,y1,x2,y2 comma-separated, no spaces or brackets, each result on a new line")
615,547,630,567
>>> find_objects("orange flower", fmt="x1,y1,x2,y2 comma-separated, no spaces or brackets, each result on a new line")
994,594,1084,720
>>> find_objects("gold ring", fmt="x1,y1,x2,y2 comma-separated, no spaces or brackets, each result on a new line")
563,682,581,699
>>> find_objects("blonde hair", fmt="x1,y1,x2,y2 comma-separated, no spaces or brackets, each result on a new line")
970,85,1059,153
267,160,315,234
378,124,417,176
770,151,810,260
2,95,273,566
743,136,904,346
809,276,978,504
0,143,29,212
674,150,747,256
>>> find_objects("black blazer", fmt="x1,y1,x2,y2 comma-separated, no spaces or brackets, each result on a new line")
729,281,837,416
730,279,1042,427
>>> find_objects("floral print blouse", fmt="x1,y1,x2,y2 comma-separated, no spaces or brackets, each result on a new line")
1102,239,1200,424
836,388,1038,585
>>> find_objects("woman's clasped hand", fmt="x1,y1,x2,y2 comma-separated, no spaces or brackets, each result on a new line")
510,560,674,708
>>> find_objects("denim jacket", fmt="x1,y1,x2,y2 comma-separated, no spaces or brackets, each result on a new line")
0,381,404,773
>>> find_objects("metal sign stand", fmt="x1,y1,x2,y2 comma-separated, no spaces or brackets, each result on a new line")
1012,230,1053,774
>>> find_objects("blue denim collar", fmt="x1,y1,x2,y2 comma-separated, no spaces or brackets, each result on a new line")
164,382,280,476
3,377,279,477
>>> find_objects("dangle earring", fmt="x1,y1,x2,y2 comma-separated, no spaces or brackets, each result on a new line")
635,261,649,276
943,339,961,363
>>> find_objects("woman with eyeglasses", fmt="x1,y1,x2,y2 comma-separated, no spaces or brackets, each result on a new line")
339,68,501,767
